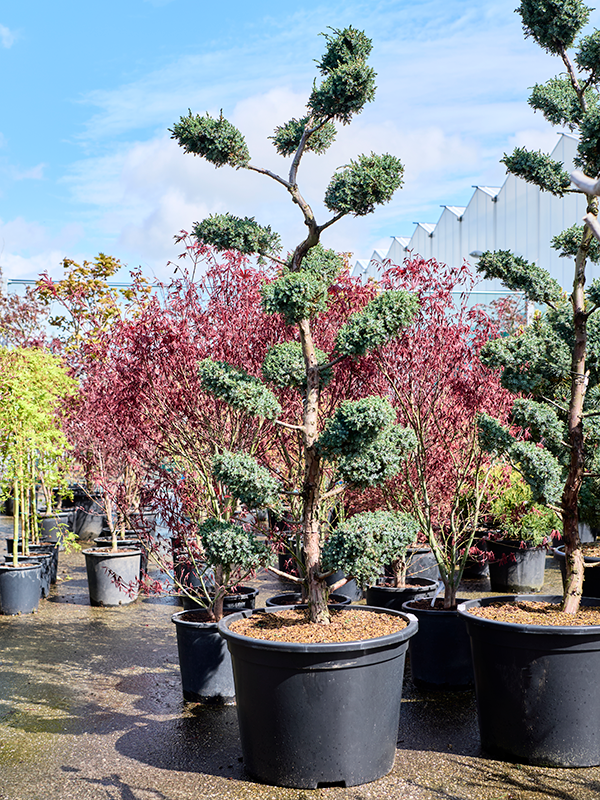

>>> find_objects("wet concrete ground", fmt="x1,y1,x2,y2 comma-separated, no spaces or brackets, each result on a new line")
0,528,599,800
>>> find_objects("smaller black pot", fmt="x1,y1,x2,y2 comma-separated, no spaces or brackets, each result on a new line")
172,609,235,704
93,537,148,577
181,585,258,612
83,547,142,607
406,547,441,582
366,578,438,611
325,570,363,602
265,591,351,607
486,540,547,593
0,562,42,614
38,511,72,543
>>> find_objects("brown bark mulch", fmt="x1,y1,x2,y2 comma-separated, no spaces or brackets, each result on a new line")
230,607,408,643
467,600,600,627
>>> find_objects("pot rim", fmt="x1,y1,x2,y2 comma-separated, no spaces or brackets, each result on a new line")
370,577,438,591
457,594,600,635
0,562,41,573
553,544,600,563
83,546,142,558
218,604,418,654
171,608,218,629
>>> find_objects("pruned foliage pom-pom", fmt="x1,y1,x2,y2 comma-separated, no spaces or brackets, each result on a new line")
262,341,332,390
501,147,572,197
170,111,250,168
198,519,271,571
212,451,280,508
517,0,590,54
476,250,564,306
335,289,418,356
321,510,419,589
270,117,336,157
193,214,281,260
324,152,404,215
198,358,282,420
260,273,329,325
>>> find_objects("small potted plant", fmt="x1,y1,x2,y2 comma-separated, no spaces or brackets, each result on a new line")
483,464,560,593
321,509,435,608
168,516,271,704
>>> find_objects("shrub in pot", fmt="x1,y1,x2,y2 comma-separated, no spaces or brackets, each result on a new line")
321,509,435,609
167,25,423,787
457,0,600,767
168,518,270,704
483,465,560,592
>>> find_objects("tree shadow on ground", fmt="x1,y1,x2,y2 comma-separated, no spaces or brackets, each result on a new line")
115,708,246,780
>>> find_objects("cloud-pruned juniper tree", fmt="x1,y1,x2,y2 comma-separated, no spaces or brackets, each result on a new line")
475,0,600,613
171,27,418,624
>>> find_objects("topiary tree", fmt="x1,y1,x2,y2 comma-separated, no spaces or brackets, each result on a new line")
475,0,600,613
171,27,418,624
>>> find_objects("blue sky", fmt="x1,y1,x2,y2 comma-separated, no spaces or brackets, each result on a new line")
2,0,599,282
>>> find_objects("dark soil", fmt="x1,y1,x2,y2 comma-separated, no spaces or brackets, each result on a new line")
230,607,408,643
408,598,459,611
467,600,600,626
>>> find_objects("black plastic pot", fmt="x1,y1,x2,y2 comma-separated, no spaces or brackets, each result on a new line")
486,540,547,592
0,562,42,614
5,541,58,584
553,545,600,598
171,609,235,704
402,599,473,690
83,547,141,606
406,547,441,582
73,495,104,541
16,554,52,598
366,578,438,611
181,585,258,612
265,591,351,607
458,594,600,767
218,605,418,788
325,570,363,602
38,511,71,543
93,537,148,577
28,544,59,584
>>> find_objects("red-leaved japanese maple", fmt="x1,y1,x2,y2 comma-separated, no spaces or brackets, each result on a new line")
348,256,514,608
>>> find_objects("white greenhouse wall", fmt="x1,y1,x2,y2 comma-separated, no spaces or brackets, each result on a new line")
354,133,596,294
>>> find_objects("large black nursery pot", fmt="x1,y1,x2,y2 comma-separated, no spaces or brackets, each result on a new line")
0,562,42,614
171,609,235,704
218,605,418,789
486,539,546,593
553,545,600,598
402,598,473,690
83,547,142,607
5,540,58,585
16,554,52,599
366,578,438,611
458,595,600,767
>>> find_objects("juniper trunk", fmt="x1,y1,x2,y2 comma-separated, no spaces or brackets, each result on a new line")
299,319,330,624
562,210,595,614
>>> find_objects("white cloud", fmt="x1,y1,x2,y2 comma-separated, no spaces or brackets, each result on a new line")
0,24,15,49
0,218,84,279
